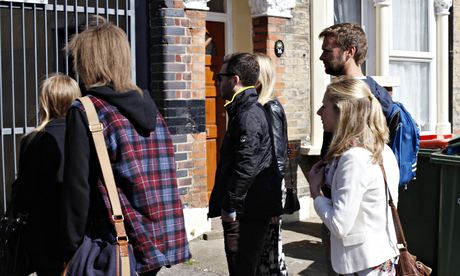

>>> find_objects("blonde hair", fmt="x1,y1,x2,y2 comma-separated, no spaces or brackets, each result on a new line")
66,16,141,93
255,53,276,105
325,77,388,163
36,73,81,132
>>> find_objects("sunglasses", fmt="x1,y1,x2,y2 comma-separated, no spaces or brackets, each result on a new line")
216,72,237,82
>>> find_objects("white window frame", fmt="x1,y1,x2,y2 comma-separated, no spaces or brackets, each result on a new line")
388,1,437,133
206,0,233,55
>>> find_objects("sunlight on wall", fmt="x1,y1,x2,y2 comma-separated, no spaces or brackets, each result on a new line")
232,0,253,53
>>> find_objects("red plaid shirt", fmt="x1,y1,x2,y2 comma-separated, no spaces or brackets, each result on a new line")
74,95,190,272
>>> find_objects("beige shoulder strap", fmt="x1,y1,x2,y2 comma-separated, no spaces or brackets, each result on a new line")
79,96,132,276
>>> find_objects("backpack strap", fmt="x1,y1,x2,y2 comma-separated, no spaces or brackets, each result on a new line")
79,96,131,276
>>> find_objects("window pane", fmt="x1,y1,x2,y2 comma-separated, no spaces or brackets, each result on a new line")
208,0,225,13
392,0,429,51
334,0,361,24
390,61,430,131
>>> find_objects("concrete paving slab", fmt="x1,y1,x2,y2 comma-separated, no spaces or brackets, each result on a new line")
159,218,327,276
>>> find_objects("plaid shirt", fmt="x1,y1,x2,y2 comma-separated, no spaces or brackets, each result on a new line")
75,95,190,272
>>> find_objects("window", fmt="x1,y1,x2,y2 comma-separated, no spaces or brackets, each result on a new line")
333,0,435,132
390,0,435,132
208,0,225,13
333,0,376,76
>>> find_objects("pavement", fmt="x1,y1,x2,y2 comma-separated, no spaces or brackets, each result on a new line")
158,217,327,276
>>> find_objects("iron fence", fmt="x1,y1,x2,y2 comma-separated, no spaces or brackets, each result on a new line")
0,0,136,212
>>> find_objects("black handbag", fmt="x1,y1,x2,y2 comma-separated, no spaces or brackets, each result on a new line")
283,187,300,215
0,209,33,276
62,97,136,276
283,141,300,214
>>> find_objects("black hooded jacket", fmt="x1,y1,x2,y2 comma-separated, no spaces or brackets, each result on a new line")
208,88,283,219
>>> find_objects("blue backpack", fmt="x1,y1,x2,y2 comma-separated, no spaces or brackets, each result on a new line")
388,102,420,187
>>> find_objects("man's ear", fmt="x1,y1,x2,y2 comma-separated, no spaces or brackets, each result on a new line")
232,74,241,86
345,46,357,60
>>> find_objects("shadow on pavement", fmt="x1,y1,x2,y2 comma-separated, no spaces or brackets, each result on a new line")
282,221,322,239
284,239,326,275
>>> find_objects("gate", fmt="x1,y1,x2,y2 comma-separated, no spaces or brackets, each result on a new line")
0,0,136,212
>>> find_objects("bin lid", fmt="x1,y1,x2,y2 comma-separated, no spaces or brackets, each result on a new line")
418,148,440,157
448,135,460,146
430,152,460,165
420,134,453,149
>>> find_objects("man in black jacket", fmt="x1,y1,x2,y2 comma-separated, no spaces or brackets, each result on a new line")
208,53,282,276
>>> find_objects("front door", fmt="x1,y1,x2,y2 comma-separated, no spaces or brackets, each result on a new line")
205,21,226,200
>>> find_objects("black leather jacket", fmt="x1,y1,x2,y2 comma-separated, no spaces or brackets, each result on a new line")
208,88,283,219
264,100,288,177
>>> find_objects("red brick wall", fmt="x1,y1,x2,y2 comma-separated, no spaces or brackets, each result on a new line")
175,9,208,208
252,16,288,103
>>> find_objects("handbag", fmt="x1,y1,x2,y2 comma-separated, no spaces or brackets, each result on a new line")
283,186,300,215
0,210,33,276
284,141,300,214
62,96,137,276
379,164,432,276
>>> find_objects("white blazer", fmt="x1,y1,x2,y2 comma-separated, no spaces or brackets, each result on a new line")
314,146,400,274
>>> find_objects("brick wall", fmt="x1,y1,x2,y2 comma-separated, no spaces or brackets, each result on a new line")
148,1,207,208
252,16,288,100
149,1,205,135
453,1,460,134
284,0,311,198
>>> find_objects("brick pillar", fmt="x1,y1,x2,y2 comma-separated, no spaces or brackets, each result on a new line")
252,15,310,221
180,9,208,208
148,1,207,208
252,16,288,102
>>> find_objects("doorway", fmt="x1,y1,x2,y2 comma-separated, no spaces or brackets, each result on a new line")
205,21,226,200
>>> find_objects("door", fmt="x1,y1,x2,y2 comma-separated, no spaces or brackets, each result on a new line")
205,21,226,200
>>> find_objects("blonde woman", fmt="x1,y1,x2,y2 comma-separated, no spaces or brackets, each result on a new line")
254,53,288,276
62,16,190,275
309,78,400,275
11,73,80,275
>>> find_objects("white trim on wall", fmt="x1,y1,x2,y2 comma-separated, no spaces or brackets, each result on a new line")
301,0,334,156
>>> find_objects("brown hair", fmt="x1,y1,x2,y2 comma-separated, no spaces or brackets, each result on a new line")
324,77,388,163
224,53,260,87
66,16,141,93
36,73,81,132
319,23,368,66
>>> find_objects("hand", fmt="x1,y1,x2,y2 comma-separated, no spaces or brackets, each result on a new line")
308,160,325,199
221,209,236,222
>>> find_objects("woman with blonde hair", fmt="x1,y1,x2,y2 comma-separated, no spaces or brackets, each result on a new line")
309,78,400,275
254,53,288,276
11,73,80,275
62,16,190,275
